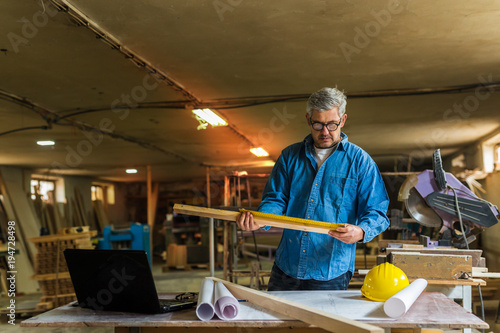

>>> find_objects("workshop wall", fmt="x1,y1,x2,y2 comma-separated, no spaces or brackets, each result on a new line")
482,172,500,271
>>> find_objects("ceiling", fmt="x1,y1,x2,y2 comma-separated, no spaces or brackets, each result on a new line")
1,0,499,183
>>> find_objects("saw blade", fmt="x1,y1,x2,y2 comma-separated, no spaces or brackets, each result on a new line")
406,188,442,228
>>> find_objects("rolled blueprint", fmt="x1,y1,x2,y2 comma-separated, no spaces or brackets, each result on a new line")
384,278,428,318
214,281,240,320
196,278,215,321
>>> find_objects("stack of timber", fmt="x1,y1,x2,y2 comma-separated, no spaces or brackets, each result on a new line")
30,228,95,310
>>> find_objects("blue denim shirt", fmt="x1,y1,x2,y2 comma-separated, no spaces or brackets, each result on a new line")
258,133,390,281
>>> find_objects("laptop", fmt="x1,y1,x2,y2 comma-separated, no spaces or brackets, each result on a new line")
63,249,197,314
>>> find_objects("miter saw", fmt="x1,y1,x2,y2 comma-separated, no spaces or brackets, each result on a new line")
398,149,499,249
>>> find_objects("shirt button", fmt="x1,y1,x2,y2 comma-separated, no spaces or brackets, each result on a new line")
303,250,306,253
310,199,314,202
307,216,310,219
315,183,318,186
304,233,308,236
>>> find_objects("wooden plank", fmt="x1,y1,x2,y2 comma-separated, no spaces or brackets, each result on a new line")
48,191,64,231
210,277,383,333
71,198,82,227
31,272,71,281
19,291,489,330
472,267,488,273
411,278,486,286
389,252,472,280
472,271,500,278
384,248,483,267
402,244,424,249
92,199,110,232
378,239,420,250
0,167,40,292
174,204,339,235
147,166,159,257
74,187,89,227
30,231,96,243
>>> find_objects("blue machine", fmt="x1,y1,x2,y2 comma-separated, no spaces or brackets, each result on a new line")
97,223,151,265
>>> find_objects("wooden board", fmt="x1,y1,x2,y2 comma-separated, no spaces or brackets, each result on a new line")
388,251,472,280
174,204,340,235
0,166,40,292
471,271,500,278
210,277,383,333
383,248,483,267
20,292,489,330
378,239,420,250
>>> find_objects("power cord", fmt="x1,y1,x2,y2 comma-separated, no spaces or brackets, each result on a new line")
477,285,485,333
449,185,487,332
447,185,469,250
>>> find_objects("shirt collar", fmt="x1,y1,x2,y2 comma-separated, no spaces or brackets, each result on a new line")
304,132,348,153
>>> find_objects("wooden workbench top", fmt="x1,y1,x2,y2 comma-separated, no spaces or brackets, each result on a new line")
21,291,488,330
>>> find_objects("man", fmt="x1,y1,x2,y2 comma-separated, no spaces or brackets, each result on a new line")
236,87,390,291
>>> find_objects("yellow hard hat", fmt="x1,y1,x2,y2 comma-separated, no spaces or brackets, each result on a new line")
361,262,409,302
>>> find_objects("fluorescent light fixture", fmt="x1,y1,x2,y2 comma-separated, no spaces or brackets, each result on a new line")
125,169,138,174
250,147,269,157
192,108,227,130
37,140,55,146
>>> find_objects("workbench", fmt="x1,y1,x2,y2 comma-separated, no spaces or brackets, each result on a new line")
21,291,488,333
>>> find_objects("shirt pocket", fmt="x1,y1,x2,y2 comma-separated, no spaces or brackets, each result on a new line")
328,176,357,209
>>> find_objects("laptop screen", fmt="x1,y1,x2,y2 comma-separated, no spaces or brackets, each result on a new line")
64,249,165,314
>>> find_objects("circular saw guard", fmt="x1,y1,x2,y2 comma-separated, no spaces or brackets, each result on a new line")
399,170,499,230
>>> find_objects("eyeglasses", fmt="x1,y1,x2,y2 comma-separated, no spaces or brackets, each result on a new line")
310,118,342,131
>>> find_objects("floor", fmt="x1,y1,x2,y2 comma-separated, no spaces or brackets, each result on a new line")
1,260,499,333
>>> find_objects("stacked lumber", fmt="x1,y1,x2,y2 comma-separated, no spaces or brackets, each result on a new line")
30,230,95,310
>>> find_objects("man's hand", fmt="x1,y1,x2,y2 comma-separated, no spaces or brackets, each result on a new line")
328,224,364,244
236,211,261,231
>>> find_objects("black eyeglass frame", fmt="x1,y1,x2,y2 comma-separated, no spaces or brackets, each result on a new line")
309,118,343,131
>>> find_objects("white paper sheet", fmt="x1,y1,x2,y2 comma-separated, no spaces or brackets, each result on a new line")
196,278,215,321
384,278,428,318
214,281,240,320
196,282,394,322
265,290,393,321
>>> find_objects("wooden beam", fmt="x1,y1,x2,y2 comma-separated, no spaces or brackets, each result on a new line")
173,204,340,234
206,167,211,208
147,166,159,257
210,277,383,333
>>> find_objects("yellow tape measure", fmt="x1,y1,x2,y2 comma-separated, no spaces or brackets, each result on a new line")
239,209,345,230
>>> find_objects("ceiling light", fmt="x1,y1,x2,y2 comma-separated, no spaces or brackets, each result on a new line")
250,147,269,157
37,140,55,146
125,169,138,174
192,108,227,130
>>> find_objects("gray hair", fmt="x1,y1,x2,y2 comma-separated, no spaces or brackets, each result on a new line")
306,87,347,117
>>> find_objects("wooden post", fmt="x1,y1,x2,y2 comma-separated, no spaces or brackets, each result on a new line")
147,166,159,258
210,277,383,333
246,177,252,207
223,221,228,281
206,167,215,277
224,176,230,207
206,167,211,208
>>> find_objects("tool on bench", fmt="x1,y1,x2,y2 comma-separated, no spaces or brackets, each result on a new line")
399,149,499,248
173,204,345,234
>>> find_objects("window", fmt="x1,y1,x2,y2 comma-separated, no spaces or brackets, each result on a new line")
91,185,104,201
31,179,55,201
91,183,115,204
